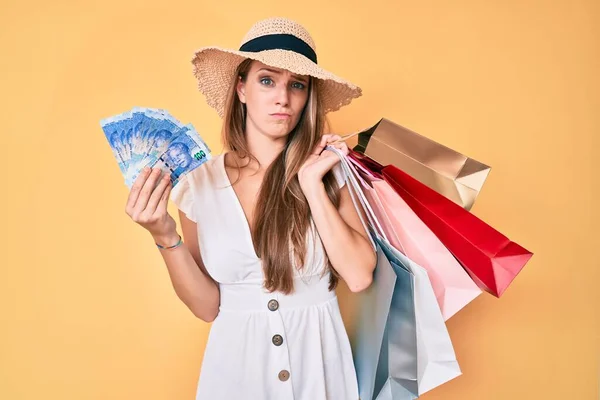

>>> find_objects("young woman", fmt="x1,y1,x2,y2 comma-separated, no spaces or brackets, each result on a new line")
125,17,376,399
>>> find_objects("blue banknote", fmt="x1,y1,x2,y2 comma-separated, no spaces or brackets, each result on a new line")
128,107,179,173
100,107,211,188
146,124,211,187
100,110,134,176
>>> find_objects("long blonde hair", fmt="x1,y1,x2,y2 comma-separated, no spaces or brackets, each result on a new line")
222,59,342,294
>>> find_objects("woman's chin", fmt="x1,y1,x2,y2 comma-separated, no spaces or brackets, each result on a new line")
263,125,294,139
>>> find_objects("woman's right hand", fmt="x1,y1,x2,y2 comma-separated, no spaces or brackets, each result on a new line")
125,166,177,239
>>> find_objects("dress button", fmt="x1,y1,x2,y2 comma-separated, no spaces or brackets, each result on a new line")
278,370,290,381
272,334,283,346
267,299,279,311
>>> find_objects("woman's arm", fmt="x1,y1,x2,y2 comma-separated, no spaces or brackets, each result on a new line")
126,166,219,322
153,210,220,322
302,181,376,292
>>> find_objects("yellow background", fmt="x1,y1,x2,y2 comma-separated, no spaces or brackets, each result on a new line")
2,0,598,399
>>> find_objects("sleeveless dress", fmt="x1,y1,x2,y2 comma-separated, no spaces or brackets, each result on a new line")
169,153,360,400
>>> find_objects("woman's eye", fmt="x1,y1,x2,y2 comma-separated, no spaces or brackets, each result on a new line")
292,82,306,90
260,78,273,86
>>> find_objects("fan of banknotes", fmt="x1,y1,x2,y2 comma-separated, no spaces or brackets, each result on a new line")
100,107,212,188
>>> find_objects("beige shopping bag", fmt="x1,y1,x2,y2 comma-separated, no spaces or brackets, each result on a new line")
351,118,491,210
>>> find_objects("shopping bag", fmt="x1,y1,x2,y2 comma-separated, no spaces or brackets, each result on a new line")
381,163,533,297
347,152,482,320
329,150,418,399
353,239,418,400
351,118,490,210
328,146,461,398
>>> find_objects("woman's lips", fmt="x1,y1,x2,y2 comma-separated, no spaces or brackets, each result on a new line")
271,113,291,119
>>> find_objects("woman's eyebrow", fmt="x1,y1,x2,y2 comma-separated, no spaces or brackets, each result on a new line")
258,68,308,82
258,67,282,74
293,75,309,83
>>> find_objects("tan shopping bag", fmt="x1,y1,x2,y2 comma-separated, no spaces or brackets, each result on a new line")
351,118,491,210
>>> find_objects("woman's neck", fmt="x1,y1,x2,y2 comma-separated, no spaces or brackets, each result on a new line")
229,128,287,172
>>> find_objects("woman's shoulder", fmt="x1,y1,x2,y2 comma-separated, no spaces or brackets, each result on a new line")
185,152,224,182
170,153,225,218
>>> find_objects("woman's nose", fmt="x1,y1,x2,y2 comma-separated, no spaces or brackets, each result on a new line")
275,86,290,107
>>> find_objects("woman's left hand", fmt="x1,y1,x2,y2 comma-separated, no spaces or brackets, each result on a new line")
298,134,348,191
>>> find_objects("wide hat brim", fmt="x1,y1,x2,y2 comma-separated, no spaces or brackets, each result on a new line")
191,47,362,118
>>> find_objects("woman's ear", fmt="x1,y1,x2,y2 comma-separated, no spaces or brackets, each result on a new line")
236,76,246,104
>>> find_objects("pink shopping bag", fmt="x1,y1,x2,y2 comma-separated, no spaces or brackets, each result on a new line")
348,151,482,320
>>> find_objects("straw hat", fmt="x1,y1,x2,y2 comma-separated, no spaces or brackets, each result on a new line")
191,17,362,118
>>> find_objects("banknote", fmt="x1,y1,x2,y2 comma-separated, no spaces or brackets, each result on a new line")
126,107,180,180
100,107,211,188
145,124,211,187
100,110,134,176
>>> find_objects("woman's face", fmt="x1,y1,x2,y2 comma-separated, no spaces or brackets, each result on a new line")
236,61,310,141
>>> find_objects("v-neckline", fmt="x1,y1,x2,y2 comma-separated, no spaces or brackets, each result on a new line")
221,152,260,260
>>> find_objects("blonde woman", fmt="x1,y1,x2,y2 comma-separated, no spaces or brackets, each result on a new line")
125,17,376,399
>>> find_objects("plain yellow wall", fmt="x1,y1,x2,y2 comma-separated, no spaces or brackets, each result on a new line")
1,0,598,399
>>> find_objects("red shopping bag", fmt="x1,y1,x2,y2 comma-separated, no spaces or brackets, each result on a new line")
349,150,533,297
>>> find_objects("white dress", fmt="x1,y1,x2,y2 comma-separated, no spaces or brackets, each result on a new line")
169,153,359,400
